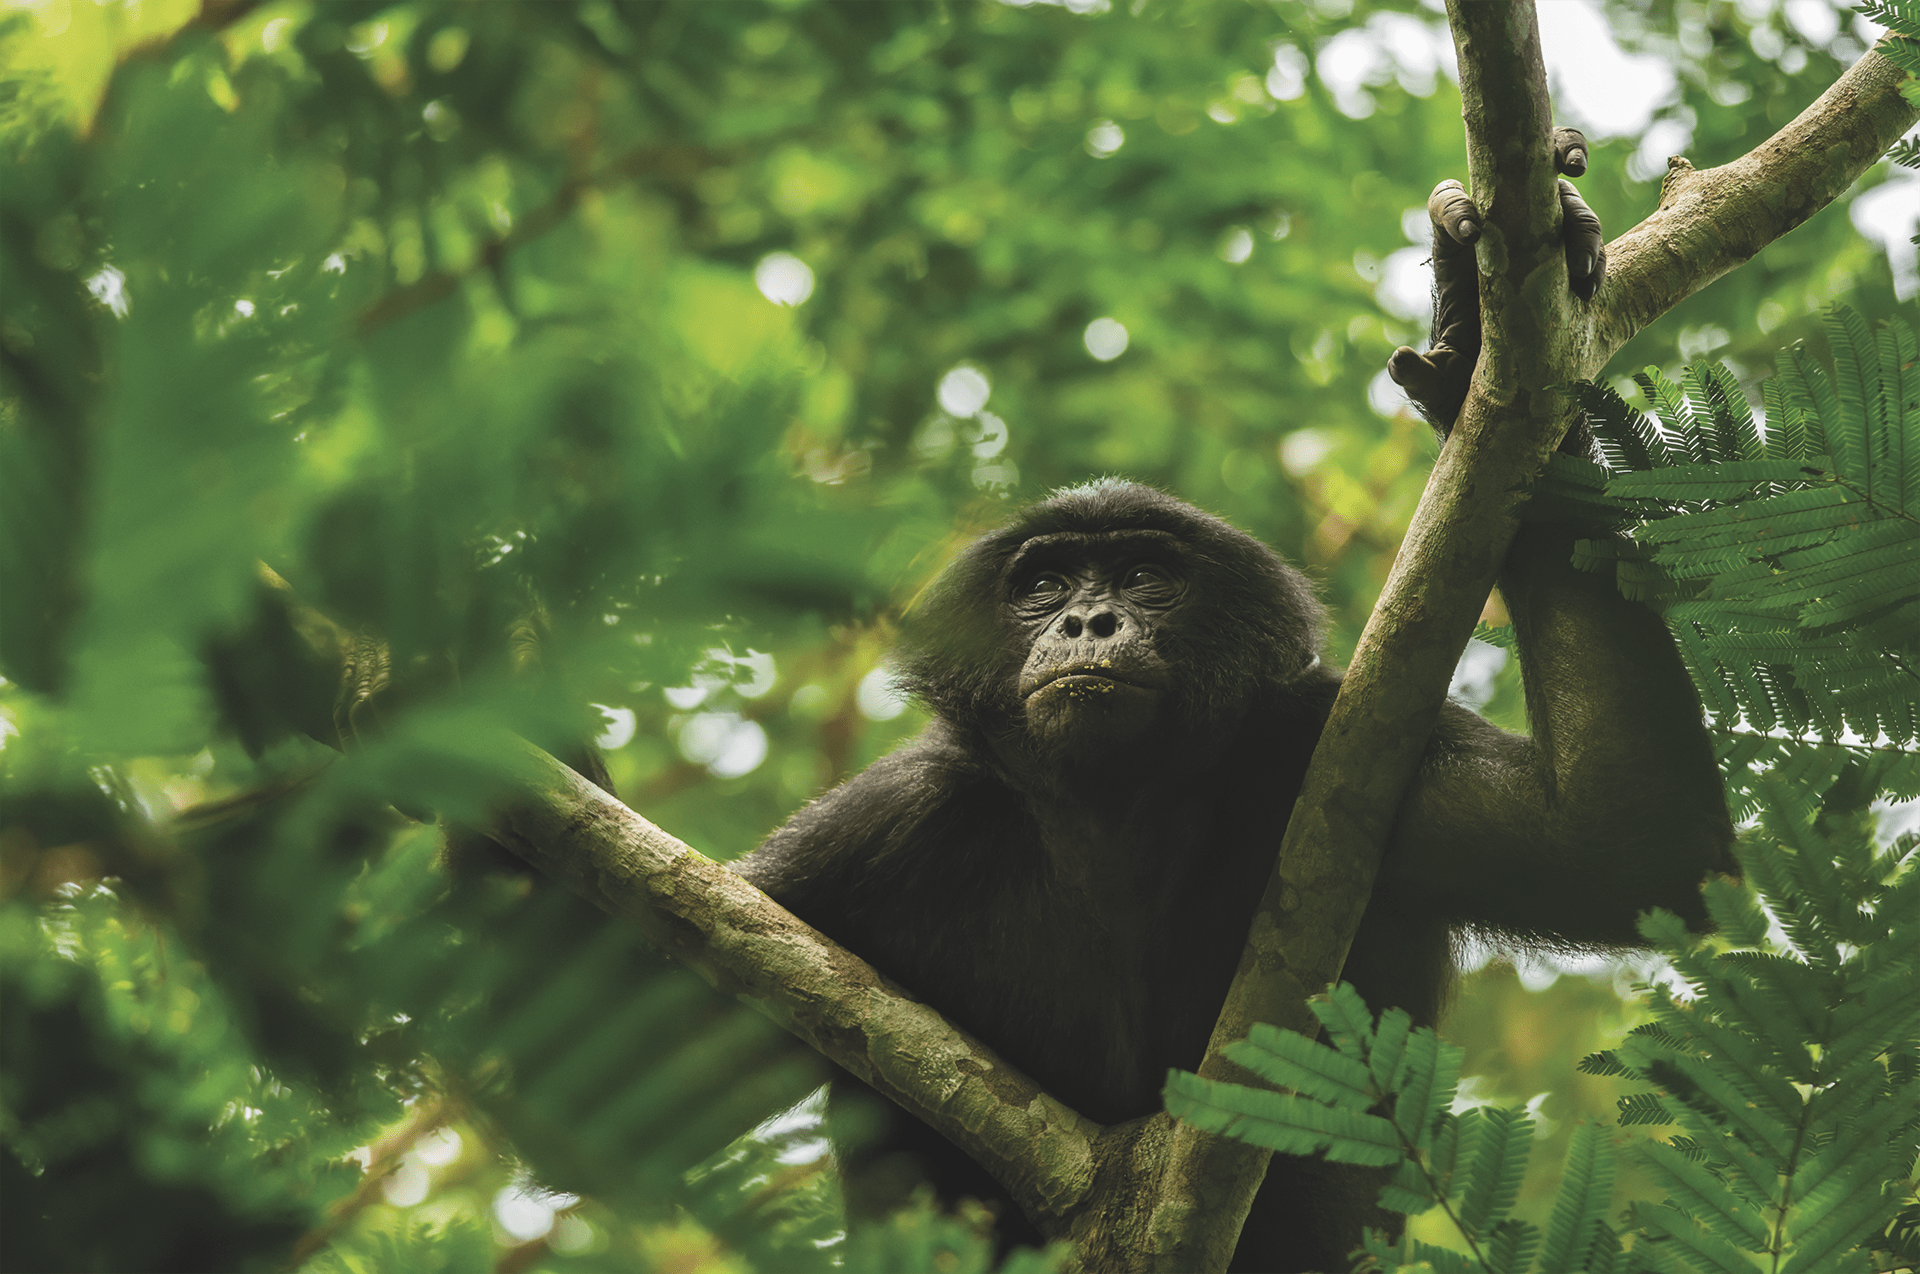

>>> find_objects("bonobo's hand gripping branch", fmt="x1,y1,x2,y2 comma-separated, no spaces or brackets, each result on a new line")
1386,126,1604,431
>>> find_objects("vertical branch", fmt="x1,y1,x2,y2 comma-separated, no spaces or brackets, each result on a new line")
1143,5,1571,1270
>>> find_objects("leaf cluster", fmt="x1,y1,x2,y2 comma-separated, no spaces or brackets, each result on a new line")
1166,984,1611,1274
1165,789,1920,1274
1582,789,1920,1274
1521,306,1920,817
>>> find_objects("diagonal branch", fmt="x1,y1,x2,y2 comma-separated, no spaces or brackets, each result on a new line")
1594,44,1918,372
483,736,1105,1232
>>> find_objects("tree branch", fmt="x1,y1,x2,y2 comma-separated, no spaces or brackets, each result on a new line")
482,736,1105,1232
1594,44,1919,370
1142,8,1573,1269
1138,10,1920,1274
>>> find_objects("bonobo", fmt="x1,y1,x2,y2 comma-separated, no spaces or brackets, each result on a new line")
735,136,1732,1273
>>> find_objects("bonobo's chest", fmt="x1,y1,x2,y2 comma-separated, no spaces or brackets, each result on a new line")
855,747,1305,1123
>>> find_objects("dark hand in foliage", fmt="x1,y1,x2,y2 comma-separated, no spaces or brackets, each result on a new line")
1388,127,1605,430
737,472,1731,1271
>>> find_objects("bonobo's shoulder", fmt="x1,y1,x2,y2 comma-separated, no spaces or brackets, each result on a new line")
1253,661,1342,749
1290,661,1343,702
820,718,999,791
733,721,997,897
879,717,990,770
1263,660,1342,720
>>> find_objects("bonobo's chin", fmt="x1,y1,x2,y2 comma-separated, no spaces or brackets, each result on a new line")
1020,676,1169,771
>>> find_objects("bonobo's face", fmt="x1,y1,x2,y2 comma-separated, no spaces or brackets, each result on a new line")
1006,529,1183,768
894,480,1326,788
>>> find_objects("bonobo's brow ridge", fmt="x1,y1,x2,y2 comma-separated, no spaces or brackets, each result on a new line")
1004,528,1184,576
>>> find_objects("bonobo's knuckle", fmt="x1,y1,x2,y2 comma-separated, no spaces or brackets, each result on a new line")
1574,248,1608,301
1387,346,1424,387
1552,126,1589,178
1427,180,1481,247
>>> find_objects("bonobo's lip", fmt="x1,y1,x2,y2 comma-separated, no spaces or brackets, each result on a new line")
1022,663,1163,698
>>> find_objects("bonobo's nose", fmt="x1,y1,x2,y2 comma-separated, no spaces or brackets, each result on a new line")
1059,610,1121,640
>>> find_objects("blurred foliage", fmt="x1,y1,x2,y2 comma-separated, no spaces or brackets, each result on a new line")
1,0,1916,1270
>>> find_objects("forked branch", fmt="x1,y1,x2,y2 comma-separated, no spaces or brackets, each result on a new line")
1146,8,1919,1274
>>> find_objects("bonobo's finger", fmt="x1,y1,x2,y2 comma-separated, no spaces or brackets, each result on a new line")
1388,343,1478,430
1552,126,1589,178
1387,346,1442,402
1427,179,1481,247
1558,177,1606,301
1396,180,1485,431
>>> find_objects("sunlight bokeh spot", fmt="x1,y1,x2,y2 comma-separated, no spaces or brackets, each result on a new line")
937,365,991,417
1084,317,1128,361
753,252,815,306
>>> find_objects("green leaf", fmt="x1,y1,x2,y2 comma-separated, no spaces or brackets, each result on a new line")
1161,1070,1402,1167
1485,1218,1542,1274
1610,460,1831,501
1631,483,1862,547
1453,1107,1533,1242
1388,1028,1463,1153
1224,1023,1376,1111
1538,1124,1618,1274
1311,982,1378,1061
1378,1156,1439,1216
1777,1180,1891,1274
1632,1204,1768,1274
1823,306,1880,489
1640,1141,1771,1250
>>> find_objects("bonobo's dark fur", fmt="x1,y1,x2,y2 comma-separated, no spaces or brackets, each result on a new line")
735,138,1732,1273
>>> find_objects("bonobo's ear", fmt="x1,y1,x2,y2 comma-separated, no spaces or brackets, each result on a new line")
1387,127,1607,431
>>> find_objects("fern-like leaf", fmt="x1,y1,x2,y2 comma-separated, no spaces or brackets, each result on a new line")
1538,1123,1618,1273
1389,1027,1463,1153
1223,1022,1376,1110
1567,308,1920,763
1161,1070,1402,1166
1640,1141,1772,1250
1631,1203,1770,1274
1452,1107,1533,1242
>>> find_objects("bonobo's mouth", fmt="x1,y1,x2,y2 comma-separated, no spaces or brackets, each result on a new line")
1021,663,1162,699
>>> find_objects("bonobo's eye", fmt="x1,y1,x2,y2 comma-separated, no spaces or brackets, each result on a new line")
1019,572,1071,603
1122,565,1183,604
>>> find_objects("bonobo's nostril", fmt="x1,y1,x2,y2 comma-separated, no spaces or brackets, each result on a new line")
1089,611,1119,639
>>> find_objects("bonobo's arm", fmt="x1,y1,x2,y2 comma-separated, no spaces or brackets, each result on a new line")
1381,532,1734,944
1378,133,1734,945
